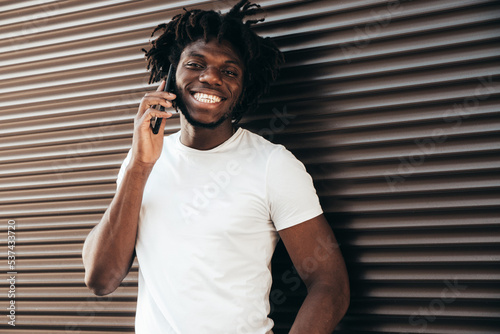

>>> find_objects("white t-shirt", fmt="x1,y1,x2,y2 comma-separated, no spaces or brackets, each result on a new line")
116,128,323,334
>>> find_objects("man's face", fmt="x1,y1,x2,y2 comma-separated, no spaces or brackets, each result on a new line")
174,38,245,129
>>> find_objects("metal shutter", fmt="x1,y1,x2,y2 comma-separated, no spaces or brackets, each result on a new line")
0,0,499,333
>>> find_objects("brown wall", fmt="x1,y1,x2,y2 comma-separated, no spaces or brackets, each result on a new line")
0,0,499,333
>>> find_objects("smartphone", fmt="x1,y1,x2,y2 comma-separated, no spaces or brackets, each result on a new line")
151,64,175,134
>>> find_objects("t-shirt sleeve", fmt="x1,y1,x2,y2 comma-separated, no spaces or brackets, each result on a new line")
116,149,133,188
266,146,323,231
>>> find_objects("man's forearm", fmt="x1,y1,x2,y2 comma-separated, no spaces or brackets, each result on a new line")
83,162,153,295
289,281,350,334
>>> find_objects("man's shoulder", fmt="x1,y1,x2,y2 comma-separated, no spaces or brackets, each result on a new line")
238,128,300,166
239,128,283,151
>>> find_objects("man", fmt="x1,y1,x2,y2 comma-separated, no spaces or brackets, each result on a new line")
82,1,349,333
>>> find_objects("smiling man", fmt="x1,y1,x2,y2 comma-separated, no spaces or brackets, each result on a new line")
82,1,349,333
176,39,243,130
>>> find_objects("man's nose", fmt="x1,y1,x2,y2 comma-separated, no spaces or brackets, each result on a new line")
199,67,222,86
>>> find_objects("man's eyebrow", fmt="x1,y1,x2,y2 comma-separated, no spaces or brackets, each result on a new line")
188,52,205,58
187,51,243,67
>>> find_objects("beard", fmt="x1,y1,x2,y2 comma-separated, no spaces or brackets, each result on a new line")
175,89,232,129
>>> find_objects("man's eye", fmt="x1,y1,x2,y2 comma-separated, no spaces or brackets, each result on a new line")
186,62,203,68
224,70,238,77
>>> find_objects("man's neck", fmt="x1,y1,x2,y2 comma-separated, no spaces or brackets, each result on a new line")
179,117,235,150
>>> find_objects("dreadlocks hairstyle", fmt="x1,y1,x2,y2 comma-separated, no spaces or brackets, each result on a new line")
143,0,284,124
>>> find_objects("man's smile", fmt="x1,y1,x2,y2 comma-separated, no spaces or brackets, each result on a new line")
191,92,225,104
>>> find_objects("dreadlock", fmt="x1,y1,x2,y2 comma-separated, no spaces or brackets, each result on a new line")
143,0,284,124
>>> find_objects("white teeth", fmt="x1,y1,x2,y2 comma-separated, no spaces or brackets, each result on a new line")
193,92,222,103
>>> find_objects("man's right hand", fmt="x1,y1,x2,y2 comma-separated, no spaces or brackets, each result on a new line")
83,81,177,296
132,80,176,166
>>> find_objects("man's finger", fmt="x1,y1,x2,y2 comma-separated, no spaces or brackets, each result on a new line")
156,80,166,92
143,108,172,122
142,96,173,109
146,91,177,99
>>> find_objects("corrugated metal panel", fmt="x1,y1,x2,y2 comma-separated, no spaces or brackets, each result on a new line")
0,0,499,333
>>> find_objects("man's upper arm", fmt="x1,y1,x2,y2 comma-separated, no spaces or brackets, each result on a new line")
278,214,349,290
266,146,347,290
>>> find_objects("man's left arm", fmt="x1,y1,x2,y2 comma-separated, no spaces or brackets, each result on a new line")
278,213,350,334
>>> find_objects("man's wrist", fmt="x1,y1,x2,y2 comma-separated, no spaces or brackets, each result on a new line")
125,159,155,179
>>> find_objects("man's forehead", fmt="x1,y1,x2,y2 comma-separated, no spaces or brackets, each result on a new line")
181,38,244,67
